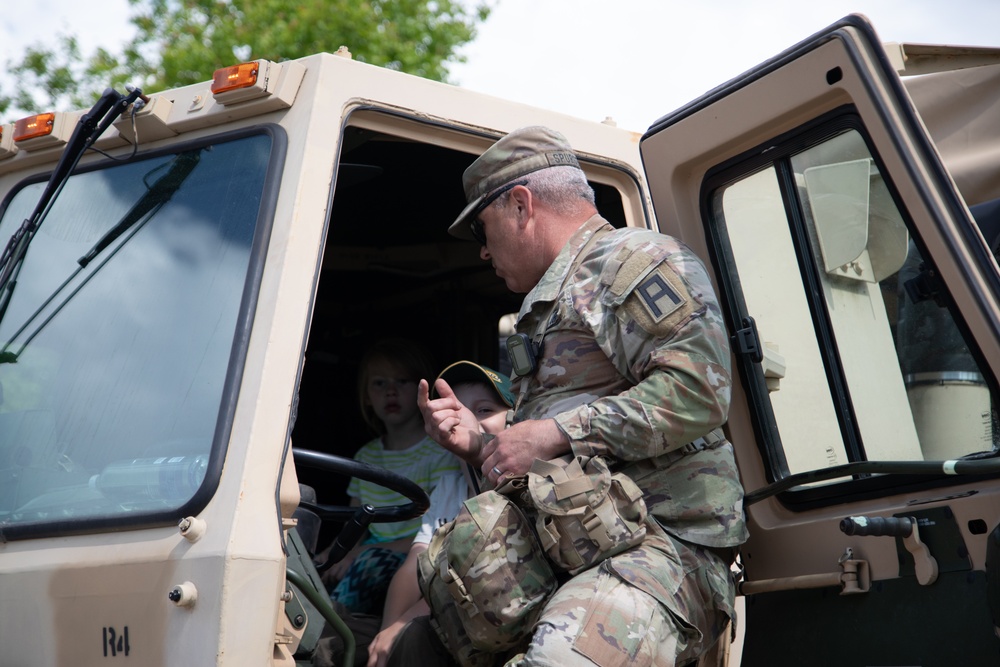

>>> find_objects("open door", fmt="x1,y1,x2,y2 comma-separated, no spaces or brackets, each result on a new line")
640,14,1000,666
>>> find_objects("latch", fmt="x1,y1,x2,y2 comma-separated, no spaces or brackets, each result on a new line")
737,547,870,596
840,515,939,585
731,316,764,364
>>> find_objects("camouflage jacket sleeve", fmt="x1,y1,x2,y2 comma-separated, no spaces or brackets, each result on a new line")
559,327,731,463
518,218,732,462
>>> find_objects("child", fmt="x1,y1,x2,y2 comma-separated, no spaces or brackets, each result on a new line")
327,339,461,615
313,360,514,667
364,360,514,667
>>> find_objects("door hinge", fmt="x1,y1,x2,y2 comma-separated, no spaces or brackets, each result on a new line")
736,548,870,596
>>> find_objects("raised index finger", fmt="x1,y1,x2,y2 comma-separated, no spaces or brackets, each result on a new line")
417,378,431,411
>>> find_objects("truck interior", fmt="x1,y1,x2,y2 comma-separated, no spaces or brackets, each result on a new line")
289,115,630,516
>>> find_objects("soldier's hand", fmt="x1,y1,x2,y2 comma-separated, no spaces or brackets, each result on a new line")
481,418,570,487
418,378,486,464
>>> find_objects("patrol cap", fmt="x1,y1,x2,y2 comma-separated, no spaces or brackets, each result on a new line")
433,361,515,407
449,126,582,240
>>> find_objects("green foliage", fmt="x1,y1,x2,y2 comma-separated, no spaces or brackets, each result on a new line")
0,34,140,118
1,0,492,118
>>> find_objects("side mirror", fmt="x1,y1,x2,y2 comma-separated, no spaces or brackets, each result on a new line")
805,158,909,283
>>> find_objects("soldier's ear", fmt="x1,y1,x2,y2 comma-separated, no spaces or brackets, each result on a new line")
509,184,533,227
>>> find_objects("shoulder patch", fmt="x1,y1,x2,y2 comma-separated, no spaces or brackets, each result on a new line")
636,270,684,322
624,263,696,335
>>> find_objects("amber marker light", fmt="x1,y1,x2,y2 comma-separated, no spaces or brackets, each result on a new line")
13,113,55,142
211,62,260,95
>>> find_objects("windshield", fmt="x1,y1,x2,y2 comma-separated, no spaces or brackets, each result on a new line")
0,132,275,537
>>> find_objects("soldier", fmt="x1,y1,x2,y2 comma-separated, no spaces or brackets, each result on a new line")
417,126,747,666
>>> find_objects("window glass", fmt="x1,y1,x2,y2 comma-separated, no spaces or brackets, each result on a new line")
0,134,272,529
718,166,847,473
714,129,997,481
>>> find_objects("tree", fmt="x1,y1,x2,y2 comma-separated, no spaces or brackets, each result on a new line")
1,0,492,118
1,35,141,118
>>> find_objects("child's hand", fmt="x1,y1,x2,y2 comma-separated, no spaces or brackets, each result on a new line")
320,543,366,586
367,620,405,667
418,378,486,464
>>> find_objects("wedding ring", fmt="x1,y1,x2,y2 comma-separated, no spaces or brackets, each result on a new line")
492,466,503,477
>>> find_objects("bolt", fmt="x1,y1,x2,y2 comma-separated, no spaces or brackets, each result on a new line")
293,614,305,628
168,588,182,602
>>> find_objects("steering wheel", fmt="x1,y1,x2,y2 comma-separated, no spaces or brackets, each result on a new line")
291,448,430,573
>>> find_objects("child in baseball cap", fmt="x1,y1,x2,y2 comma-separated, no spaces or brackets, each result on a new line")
361,361,513,667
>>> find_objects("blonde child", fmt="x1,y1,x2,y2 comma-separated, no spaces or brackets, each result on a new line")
327,339,460,614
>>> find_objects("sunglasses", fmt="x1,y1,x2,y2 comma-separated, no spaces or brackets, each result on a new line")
468,179,528,246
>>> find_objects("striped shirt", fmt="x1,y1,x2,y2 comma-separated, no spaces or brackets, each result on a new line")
347,435,461,542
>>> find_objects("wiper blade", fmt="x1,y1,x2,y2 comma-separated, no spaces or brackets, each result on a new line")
78,150,202,267
0,86,146,327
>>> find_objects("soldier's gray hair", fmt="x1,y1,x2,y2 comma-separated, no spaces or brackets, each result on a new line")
494,166,595,215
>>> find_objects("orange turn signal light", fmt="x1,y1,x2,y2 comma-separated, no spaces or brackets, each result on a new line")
13,113,55,142
211,62,260,95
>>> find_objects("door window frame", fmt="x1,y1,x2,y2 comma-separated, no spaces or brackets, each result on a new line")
700,107,1000,509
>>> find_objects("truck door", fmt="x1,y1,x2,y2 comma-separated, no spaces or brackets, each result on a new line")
640,15,1000,665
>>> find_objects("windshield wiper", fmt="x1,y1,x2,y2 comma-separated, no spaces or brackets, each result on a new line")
0,150,202,362
78,150,202,268
0,86,147,328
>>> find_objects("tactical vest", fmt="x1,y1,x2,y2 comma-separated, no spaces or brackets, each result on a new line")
416,454,648,663
416,490,555,664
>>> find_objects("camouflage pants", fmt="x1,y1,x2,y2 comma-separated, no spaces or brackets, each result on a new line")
388,530,734,667
507,529,734,667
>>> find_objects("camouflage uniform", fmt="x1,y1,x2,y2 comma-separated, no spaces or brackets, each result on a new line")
507,214,747,666
416,125,748,667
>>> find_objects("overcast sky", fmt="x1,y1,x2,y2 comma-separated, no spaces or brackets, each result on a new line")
3,0,1000,131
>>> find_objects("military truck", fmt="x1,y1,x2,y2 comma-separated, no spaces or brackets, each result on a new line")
0,13,997,666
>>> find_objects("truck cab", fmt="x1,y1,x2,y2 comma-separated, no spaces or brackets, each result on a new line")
0,14,997,666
